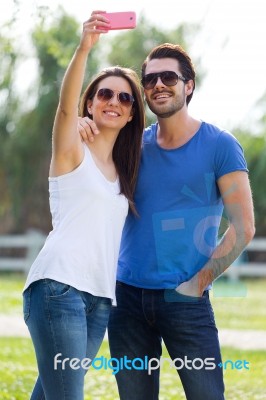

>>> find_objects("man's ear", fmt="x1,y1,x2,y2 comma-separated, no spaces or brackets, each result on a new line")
185,80,194,96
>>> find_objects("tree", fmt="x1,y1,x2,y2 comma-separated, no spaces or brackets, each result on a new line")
107,13,204,125
0,8,205,234
0,13,22,232
2,7,100,233
233,129,266,236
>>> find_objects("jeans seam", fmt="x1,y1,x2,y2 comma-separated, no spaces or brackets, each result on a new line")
205,299,217,326
142,290,157,326
84,293,97,314
44,280,67,399
23,287,31,323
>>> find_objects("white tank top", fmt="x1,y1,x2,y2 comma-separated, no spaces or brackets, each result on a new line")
23,145,128,304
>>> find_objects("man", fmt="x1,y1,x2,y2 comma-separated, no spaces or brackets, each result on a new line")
79,43,255,400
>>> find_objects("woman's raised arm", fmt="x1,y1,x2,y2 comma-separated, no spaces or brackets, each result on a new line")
50,11,110,176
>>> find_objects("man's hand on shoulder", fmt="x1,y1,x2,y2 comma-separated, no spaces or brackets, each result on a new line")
78,117,100,144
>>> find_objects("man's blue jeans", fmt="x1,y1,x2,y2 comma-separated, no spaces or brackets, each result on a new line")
108,281,225,400
23,279,111,400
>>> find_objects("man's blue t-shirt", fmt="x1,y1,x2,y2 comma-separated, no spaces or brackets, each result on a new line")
117,121,248,289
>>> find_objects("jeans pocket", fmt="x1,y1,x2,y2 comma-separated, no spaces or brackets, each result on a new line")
164,289,206,303
45,279,72,298
23,287,31,323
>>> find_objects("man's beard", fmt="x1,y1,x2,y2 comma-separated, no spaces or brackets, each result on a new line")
146,92,186,119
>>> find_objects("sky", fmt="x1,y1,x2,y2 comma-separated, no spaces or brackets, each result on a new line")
1,0,266,132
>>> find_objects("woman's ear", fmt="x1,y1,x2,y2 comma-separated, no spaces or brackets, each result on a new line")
127,107,134,122
87,100,93,115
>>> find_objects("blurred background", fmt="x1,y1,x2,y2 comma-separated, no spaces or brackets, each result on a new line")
0,1,266,398
0,0,265,238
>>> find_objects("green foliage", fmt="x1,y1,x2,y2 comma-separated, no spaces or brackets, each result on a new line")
234,130,266,235
1,6,264,235
0,8,203,233
31,6,101,95
107,14,200,73
107,14,203,126
0,7,100,233
33,10,79,74
0,15,22,228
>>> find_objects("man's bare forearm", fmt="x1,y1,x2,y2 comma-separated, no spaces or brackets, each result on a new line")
197,217,254,292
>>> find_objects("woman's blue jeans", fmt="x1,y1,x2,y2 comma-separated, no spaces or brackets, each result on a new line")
23,279,111,400
108,281,225,400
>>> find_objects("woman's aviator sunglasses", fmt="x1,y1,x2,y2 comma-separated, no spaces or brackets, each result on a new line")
141,71,186,90
96,88,134,107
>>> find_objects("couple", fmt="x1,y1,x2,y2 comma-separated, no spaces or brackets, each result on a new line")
23,10,255,400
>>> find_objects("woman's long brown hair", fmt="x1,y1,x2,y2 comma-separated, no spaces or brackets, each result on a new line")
79,67,145,215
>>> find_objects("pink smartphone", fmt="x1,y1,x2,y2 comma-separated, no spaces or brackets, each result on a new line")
99,11,136,30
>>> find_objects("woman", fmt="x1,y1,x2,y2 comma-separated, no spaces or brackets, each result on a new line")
23,11,145,400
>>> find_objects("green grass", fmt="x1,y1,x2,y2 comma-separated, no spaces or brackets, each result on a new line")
0,273,25,315
1,273,266,398
0,337,265,400
1,273,266,330
211,278,266,330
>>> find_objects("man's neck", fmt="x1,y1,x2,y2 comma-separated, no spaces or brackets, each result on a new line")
156,113,201,149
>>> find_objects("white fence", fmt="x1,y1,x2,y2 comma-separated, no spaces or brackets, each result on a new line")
223,237,266,280
0,230,46,273
0,232,265,278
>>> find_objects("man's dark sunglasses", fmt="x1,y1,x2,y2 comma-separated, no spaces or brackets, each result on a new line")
141,71,186,90
97,88,134,107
